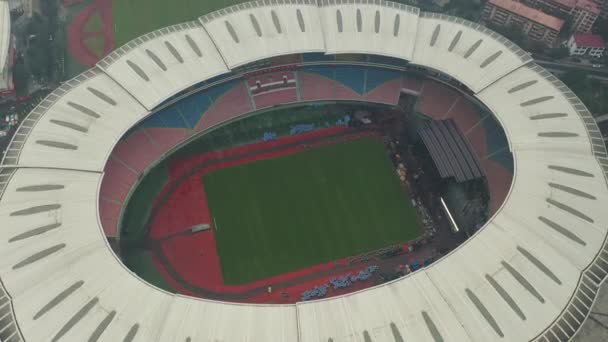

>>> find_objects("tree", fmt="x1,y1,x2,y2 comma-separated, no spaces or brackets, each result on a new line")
548,46,570,60
560,70,588,90
12,61,29,97
593,18,608,41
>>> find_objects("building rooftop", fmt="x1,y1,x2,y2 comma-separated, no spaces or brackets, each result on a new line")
574,33,606,48
488,0,566,31
575,0,601,14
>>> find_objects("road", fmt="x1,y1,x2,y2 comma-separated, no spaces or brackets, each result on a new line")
535,59,608,80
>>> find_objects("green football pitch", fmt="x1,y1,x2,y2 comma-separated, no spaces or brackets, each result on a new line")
111,0,248,46
204,138,421,285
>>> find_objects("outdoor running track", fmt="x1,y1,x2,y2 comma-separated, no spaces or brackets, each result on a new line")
144,127,391,303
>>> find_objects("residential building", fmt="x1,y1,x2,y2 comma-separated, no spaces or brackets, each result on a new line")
522,0,576,16
567,33,606,57
522,0,600,31
572,0,601,32
596,0,608,18
482,0,565,45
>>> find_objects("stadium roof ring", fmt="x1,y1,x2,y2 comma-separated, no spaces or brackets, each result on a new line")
1,1,608,341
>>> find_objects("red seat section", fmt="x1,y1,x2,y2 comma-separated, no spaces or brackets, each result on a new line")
99,199,123,237
445,98,482,134
254,88,298,109
111,129,163,173
481,159,513,216
196,82,252,132
299,72,336,101
100,159,138,202
417,80,460,120
364,79,402,105
144,127,190,155
401,77,423,95
333,82,363,101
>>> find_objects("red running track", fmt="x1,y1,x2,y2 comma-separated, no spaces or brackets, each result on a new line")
167,126,351,179
151,127,388,298
67,0,115,66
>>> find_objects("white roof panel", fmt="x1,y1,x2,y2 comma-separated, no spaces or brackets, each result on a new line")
98,21,229,110
411,13,532,93
319,0,419,59
1,69,148,171
478,63,598,156
200,0,325,68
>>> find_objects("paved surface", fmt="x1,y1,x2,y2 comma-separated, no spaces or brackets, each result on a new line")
572,281,608,341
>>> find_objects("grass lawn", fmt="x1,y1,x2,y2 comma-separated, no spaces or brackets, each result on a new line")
111,0,249,46
204,138,421,285
83,12,104,33
84,35,105,58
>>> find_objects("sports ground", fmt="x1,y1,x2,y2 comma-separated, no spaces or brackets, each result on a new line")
205,138,420,284
65,0,250,75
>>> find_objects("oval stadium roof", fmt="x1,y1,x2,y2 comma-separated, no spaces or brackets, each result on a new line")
0,1,607,341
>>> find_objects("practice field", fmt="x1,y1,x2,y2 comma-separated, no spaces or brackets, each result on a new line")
204,138,421,285
111,0,248,45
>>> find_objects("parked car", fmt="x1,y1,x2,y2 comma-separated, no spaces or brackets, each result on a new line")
592,64,603,68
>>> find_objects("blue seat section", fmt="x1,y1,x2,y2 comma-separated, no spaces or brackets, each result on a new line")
204,80,239,102
178,92,213,128
365,68,401,93
334,66,366,94
155,106,188,129
302,52,336,62
489,149,514,173
140,110,169,128
481,115,509,156
302,65,336,80
181,81,240,126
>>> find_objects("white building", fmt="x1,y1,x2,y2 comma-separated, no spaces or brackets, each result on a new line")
567,33,606,58
0,0,14,95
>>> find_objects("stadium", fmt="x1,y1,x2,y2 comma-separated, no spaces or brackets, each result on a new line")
1,0,608,341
